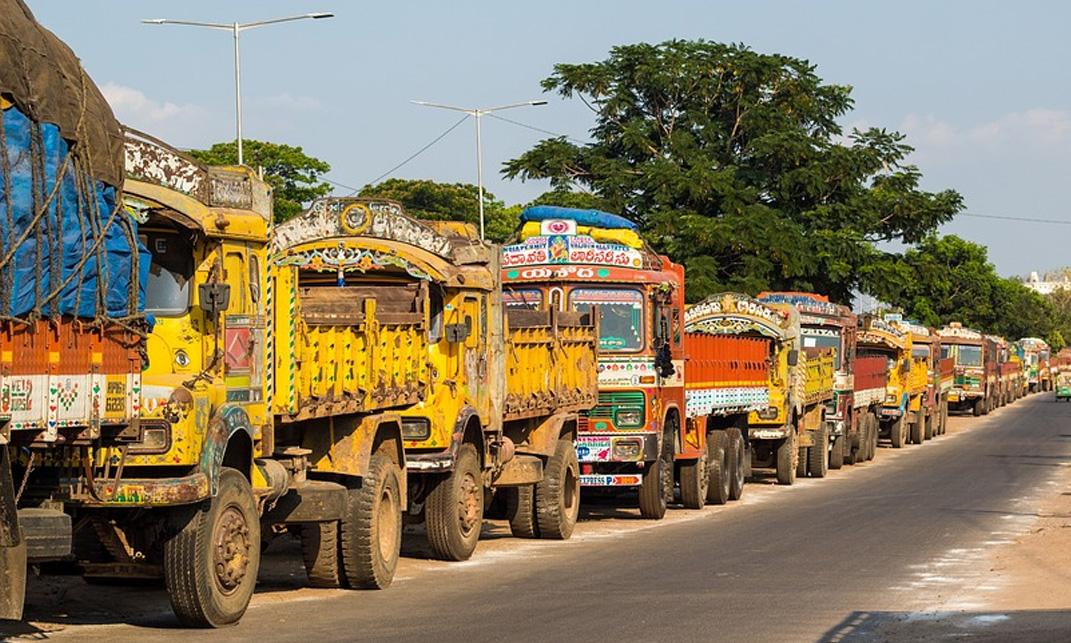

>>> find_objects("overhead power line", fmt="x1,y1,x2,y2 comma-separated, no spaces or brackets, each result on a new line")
485,112,587,145
361,114,471,191
959,212,1071,225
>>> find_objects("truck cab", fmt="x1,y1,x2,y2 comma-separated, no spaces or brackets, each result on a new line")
939,323,988,416
501,208,687,520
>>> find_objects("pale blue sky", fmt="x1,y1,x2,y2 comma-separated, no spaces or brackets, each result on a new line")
27,0,1071,277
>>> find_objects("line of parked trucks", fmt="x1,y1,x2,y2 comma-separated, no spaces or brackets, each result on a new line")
0,0,1058,626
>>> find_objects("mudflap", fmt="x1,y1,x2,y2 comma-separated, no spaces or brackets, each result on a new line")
0,447,26,621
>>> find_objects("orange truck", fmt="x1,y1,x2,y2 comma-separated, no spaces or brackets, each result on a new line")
502,208,693,519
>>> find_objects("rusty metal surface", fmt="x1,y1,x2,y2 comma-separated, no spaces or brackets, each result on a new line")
123,129,209,201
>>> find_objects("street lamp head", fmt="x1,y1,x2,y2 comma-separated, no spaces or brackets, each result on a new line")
529,100,549,106
142,18,167,24
308,12,334,19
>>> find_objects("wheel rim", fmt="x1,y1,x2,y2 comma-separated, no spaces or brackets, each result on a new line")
457,471,481,537
213,505,253,595
377,483,399,563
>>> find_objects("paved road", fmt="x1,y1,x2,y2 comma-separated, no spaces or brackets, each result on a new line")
5,393,1070,642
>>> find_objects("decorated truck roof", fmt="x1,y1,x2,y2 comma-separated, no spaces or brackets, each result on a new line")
273,197,494,290
501,208,673,284
858,315,909,350
937,322,984,344
892,319,935,343
756,291,852,327
685,292,796,342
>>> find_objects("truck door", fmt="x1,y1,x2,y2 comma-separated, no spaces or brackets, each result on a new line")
221,244,266,414
460,294,489,418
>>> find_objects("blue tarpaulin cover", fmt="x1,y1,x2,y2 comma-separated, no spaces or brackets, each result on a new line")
521,205,638,231
0,104,148,319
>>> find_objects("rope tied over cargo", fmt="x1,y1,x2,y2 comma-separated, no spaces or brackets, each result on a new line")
0,67,144,325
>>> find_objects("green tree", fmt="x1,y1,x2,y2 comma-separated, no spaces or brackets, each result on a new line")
504,40,963,302
862,234,1054,339
358,178,519,242
188,139,331,223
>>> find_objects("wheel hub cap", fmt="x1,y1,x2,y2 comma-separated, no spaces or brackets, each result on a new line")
213,506,251,594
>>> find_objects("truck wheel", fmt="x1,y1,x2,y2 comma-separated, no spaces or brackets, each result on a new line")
868,415,879,460
426,443,483,561
909,416,924,445
727,428,746,501
639,431,674,520
889,417,906,448
535,438,581,539
829,434,844,470
981,396,991,415
796,447,809,479
299,522,341,588
704,430,731,505
504,486,538,539
923,410,934,440
775,430,798,485
679,449,708,510
339,452,402,588
940,401,949,435
163,467,260,628
808,425,829,478
973,397,984,417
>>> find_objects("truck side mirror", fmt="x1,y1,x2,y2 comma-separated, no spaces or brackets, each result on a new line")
199,283,231,318
787,349,799,367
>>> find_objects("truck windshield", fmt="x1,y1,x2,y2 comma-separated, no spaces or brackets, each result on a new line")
502,288,543,310
956,345,983,367
569,287,644,352
912,345,931,361
802,330,841,369
142,231,193,316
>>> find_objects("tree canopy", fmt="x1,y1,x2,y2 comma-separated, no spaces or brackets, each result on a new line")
358,178,520,242
862,235,1056,342
188,139,332,223
504,40,963,303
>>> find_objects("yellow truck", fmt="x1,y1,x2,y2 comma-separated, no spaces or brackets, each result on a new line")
892,319,940,444
686,294,834,485
858,315,925,448
277,198,599,562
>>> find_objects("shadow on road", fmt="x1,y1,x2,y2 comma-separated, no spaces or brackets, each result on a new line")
819,609,1071,642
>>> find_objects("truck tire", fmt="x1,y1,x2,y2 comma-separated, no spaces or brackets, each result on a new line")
923,409,934,440
426,444,483,561
981,396,991,415
829,434,845,470
163,467,260,628
808,424,829,478
535,438,581,539
796,447,808,479
973,397,984,417
679,449,708,510
299,522,341,588
910,415,924,445
704,430,731,505
889,417,906,449
504,486,538,539
865,413,873,458
775,430,798,485
639,430,674,520
339,453,402,588
727,428,746,501
939,401,948,435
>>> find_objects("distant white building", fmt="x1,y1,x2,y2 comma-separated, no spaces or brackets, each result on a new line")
1025,271,1071,295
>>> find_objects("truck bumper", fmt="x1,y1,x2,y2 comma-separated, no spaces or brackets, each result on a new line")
68,472,211,508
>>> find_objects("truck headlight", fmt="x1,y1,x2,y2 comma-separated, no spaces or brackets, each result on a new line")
614,408,644,428
129,421,171,454
613,438,642,460
401,418,431,441
757,406,779,420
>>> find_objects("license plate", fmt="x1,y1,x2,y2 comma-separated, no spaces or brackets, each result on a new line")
579,474,642,487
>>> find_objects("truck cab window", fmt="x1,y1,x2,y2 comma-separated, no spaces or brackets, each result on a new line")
428,288,444,343
142,229,194,317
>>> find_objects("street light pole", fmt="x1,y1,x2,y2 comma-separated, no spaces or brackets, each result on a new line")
412,99,548,240
143,12,334,167
232,22,243,164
